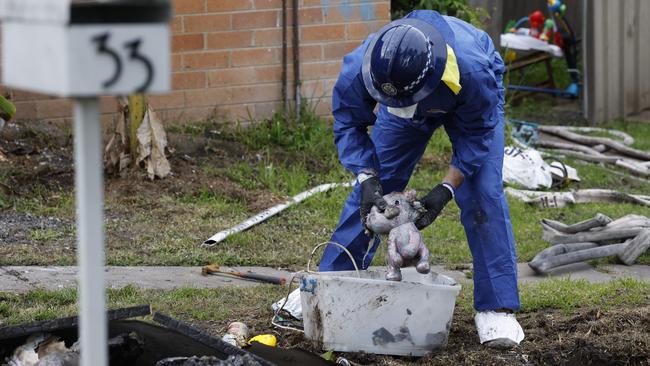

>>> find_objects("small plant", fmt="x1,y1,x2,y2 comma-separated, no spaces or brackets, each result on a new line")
392,0,488,28
29,228,60,242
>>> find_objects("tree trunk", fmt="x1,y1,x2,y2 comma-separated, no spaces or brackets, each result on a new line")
128,94,146,166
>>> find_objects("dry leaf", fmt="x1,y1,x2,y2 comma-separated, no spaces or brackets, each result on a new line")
136,106,171,180
104,102,131,176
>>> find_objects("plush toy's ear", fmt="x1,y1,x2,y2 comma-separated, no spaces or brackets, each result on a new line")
404,189,417,202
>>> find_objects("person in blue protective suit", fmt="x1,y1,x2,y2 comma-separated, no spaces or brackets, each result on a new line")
319,10,525,348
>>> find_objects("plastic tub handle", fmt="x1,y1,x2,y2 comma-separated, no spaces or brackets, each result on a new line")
307,241,361,278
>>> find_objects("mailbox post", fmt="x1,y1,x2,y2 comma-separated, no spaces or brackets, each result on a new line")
0,1,171,365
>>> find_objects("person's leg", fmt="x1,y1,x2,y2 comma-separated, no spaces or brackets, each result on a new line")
319,111,438,271
453,118,520,311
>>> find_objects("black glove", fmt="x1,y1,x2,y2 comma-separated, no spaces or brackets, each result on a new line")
415,184,453,230
360,176,387,226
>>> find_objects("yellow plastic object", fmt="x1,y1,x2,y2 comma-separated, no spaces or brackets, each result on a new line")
442,45,462,95
248,334,277,347
504,50,517,63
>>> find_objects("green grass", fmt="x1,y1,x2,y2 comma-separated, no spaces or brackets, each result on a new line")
455,277,650,314
599,120,650,151
166,122,205,137
6,188,75,220
0,285,287,330
2,101,650,267
519,277,650,313
2,278,648,327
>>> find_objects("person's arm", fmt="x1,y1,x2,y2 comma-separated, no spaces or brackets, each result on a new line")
331,39,387,225
442,165,464,189
417,59,504,230
444,69,500,180
332,41,379,176
445,31,505,180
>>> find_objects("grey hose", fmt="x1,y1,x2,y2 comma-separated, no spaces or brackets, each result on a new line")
529,243,626,274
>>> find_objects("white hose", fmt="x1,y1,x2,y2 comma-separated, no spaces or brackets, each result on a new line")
201,181,354,247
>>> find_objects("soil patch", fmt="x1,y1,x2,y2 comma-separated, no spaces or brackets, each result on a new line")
0,121,286,212
194,305,650,366
0,211,72,245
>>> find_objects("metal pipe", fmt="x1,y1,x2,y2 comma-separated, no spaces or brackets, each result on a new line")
281,0,288,116
292,0,300,121
74,98,107,366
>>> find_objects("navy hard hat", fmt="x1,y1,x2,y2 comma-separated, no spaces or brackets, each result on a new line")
362,18,448,107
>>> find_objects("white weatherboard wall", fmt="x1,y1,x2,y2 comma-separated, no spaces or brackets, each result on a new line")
584,0,650,123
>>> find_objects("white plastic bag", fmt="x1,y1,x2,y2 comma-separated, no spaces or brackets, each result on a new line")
272,288,302,320
503,146,553,189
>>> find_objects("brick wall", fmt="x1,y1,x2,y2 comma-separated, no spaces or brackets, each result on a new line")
0,0,390,126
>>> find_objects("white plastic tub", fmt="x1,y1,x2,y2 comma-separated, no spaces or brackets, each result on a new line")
299,267,461,356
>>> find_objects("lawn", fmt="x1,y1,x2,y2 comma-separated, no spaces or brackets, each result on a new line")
1,105,650,268
4,278,648,327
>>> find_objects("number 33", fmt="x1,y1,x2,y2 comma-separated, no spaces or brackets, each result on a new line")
92,32,154,93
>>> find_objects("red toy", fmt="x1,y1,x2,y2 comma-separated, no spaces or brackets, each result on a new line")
528,10,546,38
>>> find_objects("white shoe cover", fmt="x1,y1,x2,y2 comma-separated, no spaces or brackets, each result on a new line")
272,288,302,320
474,311,525,345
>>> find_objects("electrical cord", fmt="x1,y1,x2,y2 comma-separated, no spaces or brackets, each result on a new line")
271,241,360,333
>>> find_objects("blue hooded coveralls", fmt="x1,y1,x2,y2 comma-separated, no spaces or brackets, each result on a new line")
319,11,520,311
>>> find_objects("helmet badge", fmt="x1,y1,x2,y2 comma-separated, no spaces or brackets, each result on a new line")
381,83,398,96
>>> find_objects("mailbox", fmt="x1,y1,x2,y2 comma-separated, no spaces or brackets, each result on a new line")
0,0,171,97
0,2,172,365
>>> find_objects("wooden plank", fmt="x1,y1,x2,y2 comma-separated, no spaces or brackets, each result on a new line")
127,93,146,166
606,0,622,121
588,1,608,123
581,0,590,122
622,0,639,116
505,52,552,72
639,0,650,110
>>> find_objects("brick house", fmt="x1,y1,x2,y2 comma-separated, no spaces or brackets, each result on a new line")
1,0,391,127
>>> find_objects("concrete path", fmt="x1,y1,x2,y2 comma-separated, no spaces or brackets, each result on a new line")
0,263,649,293
0,266,293,293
